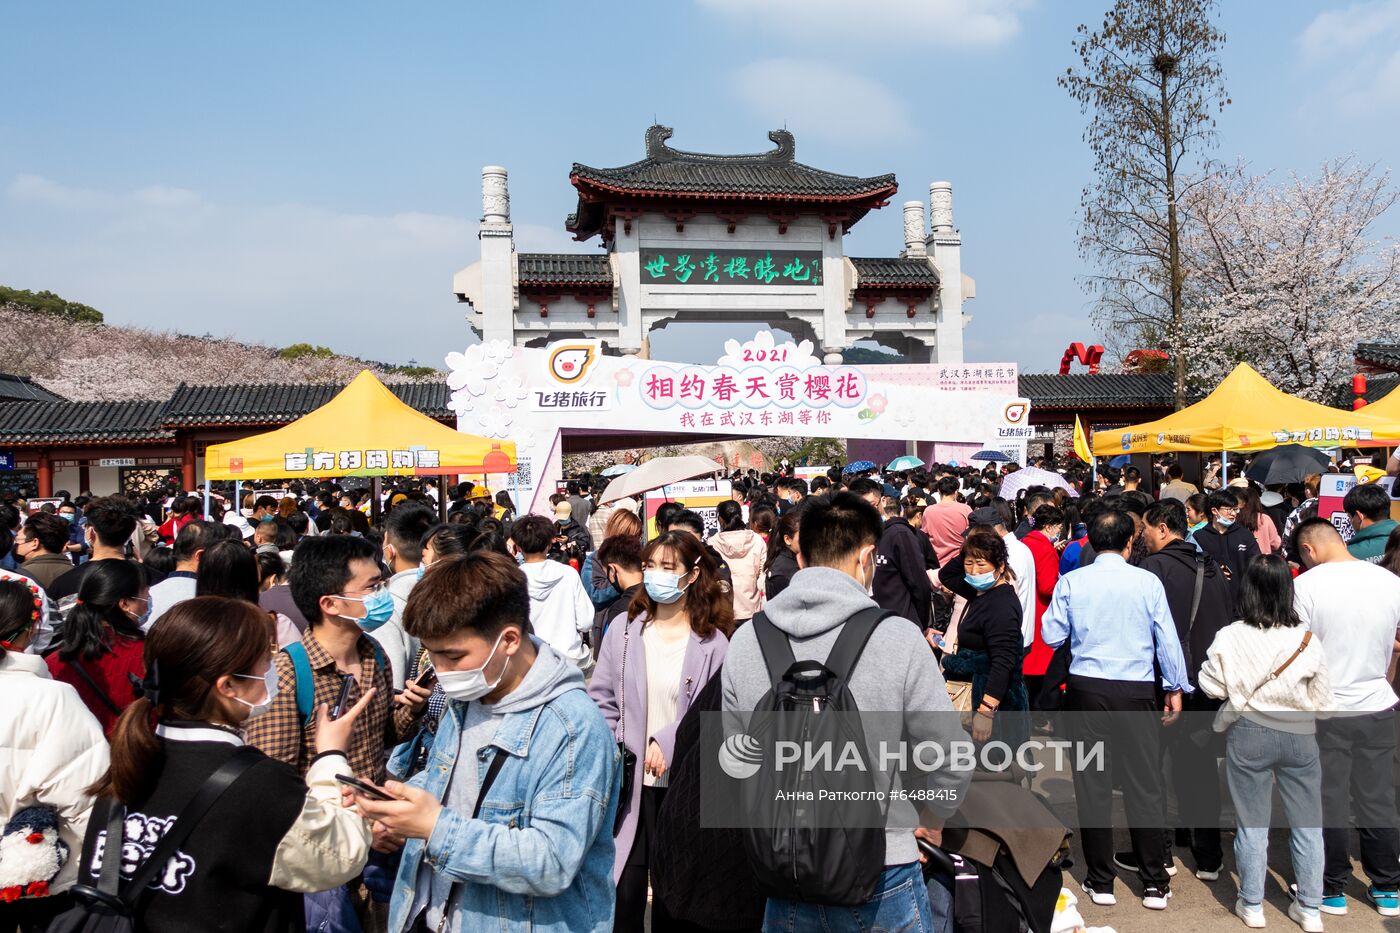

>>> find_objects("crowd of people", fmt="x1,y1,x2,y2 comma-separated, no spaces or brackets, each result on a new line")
0,452,1398,932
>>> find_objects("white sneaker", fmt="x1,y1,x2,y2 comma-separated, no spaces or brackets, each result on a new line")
1080,880,1116,906
1196,867,1221,881
1288,901,1323,931
1143,886,1172,910
1234,899,1265,928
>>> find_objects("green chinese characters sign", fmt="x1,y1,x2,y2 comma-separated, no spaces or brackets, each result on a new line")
640,248,823,287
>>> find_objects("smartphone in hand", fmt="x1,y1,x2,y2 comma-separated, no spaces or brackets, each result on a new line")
414,666,437,690
331,674,356,719
335,774,395,801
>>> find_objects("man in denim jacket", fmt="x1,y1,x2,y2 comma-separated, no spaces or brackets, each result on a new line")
354,550,621,932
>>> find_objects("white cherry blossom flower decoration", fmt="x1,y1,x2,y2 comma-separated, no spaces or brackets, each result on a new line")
477,403,514,438
492,373,527,408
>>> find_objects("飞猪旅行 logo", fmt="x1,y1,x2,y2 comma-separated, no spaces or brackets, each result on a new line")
548,344,597,384
717,732,763,780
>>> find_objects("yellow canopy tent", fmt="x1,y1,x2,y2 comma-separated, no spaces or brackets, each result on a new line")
205,370,516,480
1357,382,1400,427
1090,363,1397,456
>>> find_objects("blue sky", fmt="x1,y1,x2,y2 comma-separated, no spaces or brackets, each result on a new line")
3,0,1398,373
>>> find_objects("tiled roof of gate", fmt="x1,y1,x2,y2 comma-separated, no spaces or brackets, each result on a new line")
850,257,940,288
571,125,897,200
1356,343,1400,372
517,253,613,287
0,373,64,403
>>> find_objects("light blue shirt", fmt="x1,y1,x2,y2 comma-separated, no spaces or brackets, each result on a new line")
1041,553,1192,693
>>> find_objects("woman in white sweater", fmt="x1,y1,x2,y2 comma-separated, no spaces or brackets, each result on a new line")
1199,555,1332,932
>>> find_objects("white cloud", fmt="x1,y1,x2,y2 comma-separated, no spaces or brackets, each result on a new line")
1299,0,1400,61
1298,0,1400,113
1,175,577,365
698,0,1029,48
731,59,909,143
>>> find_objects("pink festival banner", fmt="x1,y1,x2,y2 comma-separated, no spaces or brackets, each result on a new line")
446,333,1026,514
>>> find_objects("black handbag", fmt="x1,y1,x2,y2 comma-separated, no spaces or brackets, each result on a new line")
47,747,260,933
614,619,637,836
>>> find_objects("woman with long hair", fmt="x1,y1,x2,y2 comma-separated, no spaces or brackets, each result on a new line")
70,597,371,931
764,503,803,601
196,540,298,648
1235,481,1282,556
1198,556,1331,930
937,530,1029,747
708,500,767,625
589,531,732,933
46,560,147,734
0,578,108,932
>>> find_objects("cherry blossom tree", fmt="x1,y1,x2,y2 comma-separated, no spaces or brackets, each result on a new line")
1181,159,1400,401
0,304,433,401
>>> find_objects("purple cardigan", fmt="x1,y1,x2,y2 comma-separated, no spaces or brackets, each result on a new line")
587,611,728,879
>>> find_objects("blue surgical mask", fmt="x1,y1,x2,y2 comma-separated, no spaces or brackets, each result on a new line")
644,570,690,605
415,566,426,582
965,571,997,591
1216,517,1235,528
338,586,395,632
58,512,75,523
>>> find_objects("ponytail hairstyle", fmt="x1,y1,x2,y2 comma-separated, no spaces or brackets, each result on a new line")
628,531,735,638
61,559,145,662
91,596,270,804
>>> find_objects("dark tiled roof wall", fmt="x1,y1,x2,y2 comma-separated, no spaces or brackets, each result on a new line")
0,400,171,443
1356,342,1400,371
163,382,451,427
0,373,64,403
1018,374,1176,409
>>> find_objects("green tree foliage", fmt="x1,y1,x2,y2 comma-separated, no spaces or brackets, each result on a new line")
277,343,337,360
0,285,103,322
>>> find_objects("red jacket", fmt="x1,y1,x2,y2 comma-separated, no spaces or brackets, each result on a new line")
1020,530,1062,676
47,631,145,735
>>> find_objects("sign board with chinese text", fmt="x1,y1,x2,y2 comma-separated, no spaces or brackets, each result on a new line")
26,497,65,514
0,451,13,472
1317,474,1400,541
447,334,1027,516
98,458,137,468
640,249,822,287
644,480,732,538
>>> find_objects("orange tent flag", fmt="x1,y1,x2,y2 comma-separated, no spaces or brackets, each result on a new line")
1073,416,1092,464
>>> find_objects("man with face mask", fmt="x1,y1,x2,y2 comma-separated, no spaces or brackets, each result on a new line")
352,551,620,933
245,535,431,783
1193,489,1261,590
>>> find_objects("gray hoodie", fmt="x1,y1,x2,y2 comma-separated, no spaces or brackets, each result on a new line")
417,638,587,930
721,566,972,867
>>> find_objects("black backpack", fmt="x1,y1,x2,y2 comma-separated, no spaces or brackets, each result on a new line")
48,748,260,933
740,607,892,906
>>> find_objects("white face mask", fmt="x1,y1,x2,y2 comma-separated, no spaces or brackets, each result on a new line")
437,632,510,702
231,666,278,718
859,546,876,596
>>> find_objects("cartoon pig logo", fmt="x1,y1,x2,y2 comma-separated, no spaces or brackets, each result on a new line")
548,345,596,385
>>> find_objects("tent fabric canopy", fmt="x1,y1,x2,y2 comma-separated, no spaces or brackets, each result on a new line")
1360,383,1400,423
1090,363,1397,456
205,370,516,480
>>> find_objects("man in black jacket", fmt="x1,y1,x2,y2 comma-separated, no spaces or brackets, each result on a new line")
1192,488,1261,587
589,533,643,658
851,479,933,629
1126,499,1235,882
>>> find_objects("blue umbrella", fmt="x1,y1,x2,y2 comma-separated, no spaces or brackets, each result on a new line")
1108,454,1132,468
887,455,925,471
601,463,636,477
969,450,1012,463
842,460,877,474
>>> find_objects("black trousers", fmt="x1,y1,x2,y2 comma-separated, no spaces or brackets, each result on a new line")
615,786,710,933
1318,708,1400,894
1066,676,1170,890
1163,694,1223,871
